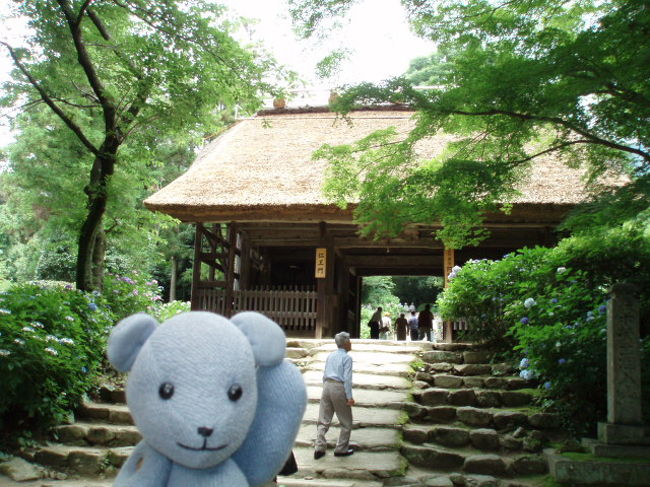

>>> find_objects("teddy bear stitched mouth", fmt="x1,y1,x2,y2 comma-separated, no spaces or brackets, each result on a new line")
177,440,227,452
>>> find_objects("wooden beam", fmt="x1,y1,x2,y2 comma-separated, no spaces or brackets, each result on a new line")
443,247,455,343
344,255,441,268
197,280,226,288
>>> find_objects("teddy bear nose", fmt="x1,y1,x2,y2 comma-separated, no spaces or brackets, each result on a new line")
197,427,214,438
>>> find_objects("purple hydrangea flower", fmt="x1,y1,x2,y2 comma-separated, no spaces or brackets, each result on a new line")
88,302,98,312
520,317,529,325
558,358,567,365
544,381,552,390
551,298,559,304
519,358,530,369
599,304,607,314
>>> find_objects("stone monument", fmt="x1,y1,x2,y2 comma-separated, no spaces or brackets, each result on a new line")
546,282,650,486
595,282,650,452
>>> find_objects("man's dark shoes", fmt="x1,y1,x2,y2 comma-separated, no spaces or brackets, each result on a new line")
314,450,326,460
334,448,354,457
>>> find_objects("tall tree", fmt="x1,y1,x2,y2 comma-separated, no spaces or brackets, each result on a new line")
1,0,279,290
290,0,649,247
0,102,203,285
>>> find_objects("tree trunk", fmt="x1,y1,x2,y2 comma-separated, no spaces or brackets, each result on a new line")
76,139,118,291
170,255,177,301
91,229,106,291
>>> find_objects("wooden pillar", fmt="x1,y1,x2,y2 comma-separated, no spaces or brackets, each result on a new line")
239,232,251,290
442,247,455,343
335,255,347,335
315,222,335,338
190,223,203,310
224,222,237,316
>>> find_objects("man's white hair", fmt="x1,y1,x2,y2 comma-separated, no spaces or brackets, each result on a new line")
334,331,351,349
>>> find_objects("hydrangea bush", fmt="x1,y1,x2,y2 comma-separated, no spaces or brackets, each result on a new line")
437,233,650,434
103,272,163,321
0,284,114,437
0,274,174,442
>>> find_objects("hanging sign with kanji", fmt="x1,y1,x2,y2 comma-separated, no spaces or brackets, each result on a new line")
315,247,327,278
444,248,455,288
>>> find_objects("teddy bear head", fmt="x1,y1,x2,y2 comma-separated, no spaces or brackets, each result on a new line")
106,311,286,470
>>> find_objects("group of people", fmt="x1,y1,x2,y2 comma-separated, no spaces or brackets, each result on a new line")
367,304,435,341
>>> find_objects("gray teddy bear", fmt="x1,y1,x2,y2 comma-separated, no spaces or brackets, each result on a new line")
107,310,307,486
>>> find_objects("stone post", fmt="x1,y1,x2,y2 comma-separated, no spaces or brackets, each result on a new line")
598,282,647,445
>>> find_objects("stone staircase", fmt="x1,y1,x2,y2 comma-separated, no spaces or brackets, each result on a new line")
288,340,422,486
21,339,560,486
401,344,557,487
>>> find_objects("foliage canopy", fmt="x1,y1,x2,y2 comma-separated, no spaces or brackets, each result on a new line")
291,0,649,247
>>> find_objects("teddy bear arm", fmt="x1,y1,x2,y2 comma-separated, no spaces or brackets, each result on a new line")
114,440,172,487
232,361,307,487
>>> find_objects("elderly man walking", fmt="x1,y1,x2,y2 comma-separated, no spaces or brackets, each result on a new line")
314,332,355,459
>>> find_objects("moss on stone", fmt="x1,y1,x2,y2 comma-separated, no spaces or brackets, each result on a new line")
561,451,650,464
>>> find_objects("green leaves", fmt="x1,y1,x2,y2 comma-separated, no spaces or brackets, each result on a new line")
292,0,647,247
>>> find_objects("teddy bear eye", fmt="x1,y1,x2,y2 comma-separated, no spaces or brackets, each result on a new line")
159,382,174,400
228,384,243,401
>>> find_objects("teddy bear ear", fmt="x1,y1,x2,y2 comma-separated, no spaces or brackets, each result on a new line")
230,311,286,367
107,313,158,372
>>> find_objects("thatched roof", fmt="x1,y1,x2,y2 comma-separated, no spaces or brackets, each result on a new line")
144,109,623,223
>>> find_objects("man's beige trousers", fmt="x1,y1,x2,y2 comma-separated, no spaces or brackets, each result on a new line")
315,379,352,454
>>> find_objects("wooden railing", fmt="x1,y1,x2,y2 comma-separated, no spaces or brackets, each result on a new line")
194,286,318,335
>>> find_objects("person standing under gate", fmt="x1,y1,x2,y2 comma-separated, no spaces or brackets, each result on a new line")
368,306,382,339
314,332,355,459
395,313,408,341
408,310,419,341
379,311,392,340
418,304,434,341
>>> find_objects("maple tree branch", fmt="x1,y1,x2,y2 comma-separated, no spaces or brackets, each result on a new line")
0,40,99,155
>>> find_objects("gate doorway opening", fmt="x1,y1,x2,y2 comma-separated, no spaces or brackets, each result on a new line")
358,275,443,339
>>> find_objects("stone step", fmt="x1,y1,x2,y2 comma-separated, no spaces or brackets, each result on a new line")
415,374,531,391
420,362,517,377
413,387,534,408
302,370,411,390
52,422,140,447
291,446,404,480
407,405,559,431
304,362,414,378
296,425,400,451
402,425,547,455
302,403,405,428
96,386,126,404
276,478,382,487
311,350,417,364
307,386,408,408
309,343,424,354
77,402,132,425
31,444,132,475
401,443,547,476
287,347,311,359
287,339,430,351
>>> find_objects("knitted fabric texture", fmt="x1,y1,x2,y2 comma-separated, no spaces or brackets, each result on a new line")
107,311,306,487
